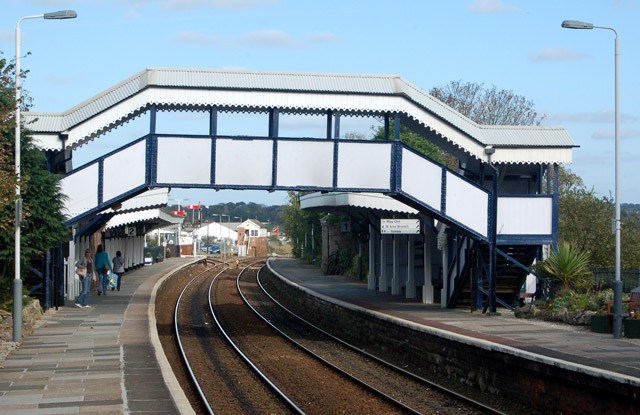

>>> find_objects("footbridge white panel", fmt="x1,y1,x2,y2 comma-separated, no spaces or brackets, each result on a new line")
157,137,211,185
277,140,334,188
61,163,99,219
400,148,442,210
445,172,489,238
337,142,392,190
103,140,146,202
215,138,273,186
497,197,553,236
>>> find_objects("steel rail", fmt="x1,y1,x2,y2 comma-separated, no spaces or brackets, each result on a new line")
208,261,306,415
238,265,422,415
174,259,227,415
256,266,508,415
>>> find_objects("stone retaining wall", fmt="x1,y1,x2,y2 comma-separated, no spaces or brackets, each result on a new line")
263,266,639,415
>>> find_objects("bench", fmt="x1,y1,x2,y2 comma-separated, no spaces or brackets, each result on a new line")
606,289,640,315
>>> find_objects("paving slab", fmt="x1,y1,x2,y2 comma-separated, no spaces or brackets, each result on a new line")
0,257,197,415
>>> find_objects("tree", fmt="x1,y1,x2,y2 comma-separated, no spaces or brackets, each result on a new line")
280,191,322,260
0,53,69,303
372,120,454,166
557,166,640,269
430,80,546,126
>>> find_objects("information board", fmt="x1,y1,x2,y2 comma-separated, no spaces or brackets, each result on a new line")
380,219,420,234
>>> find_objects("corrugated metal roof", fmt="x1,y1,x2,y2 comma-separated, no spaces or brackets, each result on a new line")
105,208,182,230
481,126,576,147
103,188,169,214
300,192,418,214
23,67,576,156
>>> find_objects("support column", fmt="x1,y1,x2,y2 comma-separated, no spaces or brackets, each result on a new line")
440,233,449,308
367,224,377,290
406,235,416,299
392,235,401,295
379,235,388,292
67,235,77,301
422,227,434,304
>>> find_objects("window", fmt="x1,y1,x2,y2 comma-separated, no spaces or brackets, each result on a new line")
250,229,258,237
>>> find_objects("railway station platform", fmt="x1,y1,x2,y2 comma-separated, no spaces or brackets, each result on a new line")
268,258,640,394
0,257,197,415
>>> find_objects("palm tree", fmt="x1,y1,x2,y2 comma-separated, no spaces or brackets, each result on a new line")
542,243,592,291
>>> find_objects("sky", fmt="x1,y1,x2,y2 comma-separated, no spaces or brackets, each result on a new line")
1,0,639,207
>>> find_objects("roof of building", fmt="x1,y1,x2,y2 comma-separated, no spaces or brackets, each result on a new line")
24,67,575,165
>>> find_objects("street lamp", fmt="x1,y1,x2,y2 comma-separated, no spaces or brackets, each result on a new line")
562,20,622,338
13,10,77,342
221,214,230,259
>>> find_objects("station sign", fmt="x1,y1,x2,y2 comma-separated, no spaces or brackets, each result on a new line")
171,211,185,216
380,219,420,234
125,226,136,237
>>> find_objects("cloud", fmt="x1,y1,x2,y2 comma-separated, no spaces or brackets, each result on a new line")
133,0,279,10
307,32,343,44
124,9,142,20
549,111,639,124
592,128,640,140
0,30,12,43
467,0,522,14
529,47,587,62
175,30,303,48
31,0,82,5
237,30,303,48
175,30,340,49
46,75,74,85
613,0,639,9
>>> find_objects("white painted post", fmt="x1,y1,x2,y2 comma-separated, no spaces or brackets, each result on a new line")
67,238,76,301
440,233,449,308
392,235,401,295
367,224,377,290
379,235,388,292
407,235,416,298
423,226,434,304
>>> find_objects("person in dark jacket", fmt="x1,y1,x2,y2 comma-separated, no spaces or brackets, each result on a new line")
112,251,125,291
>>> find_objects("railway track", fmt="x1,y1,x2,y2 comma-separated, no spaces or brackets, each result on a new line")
242,264,510,415
173,258,291,414
165,258,512,414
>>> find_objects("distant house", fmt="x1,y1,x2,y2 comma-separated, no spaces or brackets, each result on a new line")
237,219,268,257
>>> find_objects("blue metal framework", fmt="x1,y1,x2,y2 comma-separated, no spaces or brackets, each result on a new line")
62,107,561,312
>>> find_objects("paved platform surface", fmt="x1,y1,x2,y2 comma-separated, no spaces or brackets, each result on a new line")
269,258,640,381
3,256,638,415
0,258,194,415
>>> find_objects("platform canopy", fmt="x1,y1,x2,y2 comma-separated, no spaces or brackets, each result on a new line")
24,67,575,165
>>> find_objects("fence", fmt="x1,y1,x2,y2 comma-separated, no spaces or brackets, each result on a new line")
592,267,640,292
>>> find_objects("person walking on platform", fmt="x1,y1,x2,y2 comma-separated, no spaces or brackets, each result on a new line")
112,250,125,291
75,248,93,308
94,244,112,296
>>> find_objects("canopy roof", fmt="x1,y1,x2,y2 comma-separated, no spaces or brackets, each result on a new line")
25,67,575,165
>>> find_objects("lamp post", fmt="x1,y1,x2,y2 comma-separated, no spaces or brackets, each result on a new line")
211,214,222,255
233,217,241,256
562,20,622,338
221,214,230,259
13,10,77,342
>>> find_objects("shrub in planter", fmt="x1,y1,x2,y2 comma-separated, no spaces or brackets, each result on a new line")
591,314,612,333
624,312,640,338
